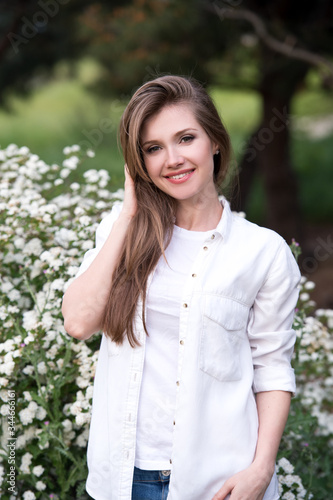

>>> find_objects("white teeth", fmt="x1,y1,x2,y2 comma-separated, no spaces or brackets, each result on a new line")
169,170,193,180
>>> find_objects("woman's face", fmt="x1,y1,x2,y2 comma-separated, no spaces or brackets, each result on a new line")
140,104,218,204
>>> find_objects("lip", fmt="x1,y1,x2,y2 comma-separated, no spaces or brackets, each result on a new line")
165,168,195,184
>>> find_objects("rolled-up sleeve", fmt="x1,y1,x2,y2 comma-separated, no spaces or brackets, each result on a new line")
76,202,123,278
248,241,301,394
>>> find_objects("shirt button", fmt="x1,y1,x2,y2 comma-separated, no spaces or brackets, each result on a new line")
170,459,173,464
192,273,197,278
176,381,180,386
180,340,184,345
211,234,215,240
203,246,208,250
183,303,188,308
173,420,176,425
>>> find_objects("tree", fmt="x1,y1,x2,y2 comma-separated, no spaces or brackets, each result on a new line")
0,0,127,106
1,0,333,241
77,0,333,242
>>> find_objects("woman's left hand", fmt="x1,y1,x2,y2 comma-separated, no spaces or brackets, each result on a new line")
211,461,273,500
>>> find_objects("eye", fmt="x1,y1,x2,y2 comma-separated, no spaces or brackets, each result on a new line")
146,145,161,154
180,135,194,144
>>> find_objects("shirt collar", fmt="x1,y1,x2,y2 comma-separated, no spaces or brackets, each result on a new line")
214,196,232,241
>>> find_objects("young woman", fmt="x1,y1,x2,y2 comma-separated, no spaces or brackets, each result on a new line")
62,76,301,500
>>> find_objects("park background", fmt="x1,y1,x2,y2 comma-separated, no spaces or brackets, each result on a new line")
0,1,333,499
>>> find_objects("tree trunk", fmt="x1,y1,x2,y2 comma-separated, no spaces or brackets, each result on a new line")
231,54,309,244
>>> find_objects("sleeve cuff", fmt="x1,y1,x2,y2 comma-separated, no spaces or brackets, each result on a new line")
253,366,296,396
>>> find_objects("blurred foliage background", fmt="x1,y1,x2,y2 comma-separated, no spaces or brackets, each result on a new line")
1,0,333,305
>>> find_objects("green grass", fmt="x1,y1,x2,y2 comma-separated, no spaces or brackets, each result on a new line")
1,61,333,223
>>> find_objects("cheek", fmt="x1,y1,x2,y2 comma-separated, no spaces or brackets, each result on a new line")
144,159,160,181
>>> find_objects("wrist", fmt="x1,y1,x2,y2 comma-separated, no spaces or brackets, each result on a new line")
252,458,275,480
118,210,135,224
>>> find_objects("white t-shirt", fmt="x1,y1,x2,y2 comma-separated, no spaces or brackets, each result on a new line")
135,225,214,470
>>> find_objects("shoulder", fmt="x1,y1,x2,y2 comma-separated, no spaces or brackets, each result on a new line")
227,210,300,281
230,209,284,250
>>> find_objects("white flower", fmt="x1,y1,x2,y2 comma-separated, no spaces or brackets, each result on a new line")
62,419,73,432
16,427,37,449
36,481,46,491
60,167,71,179
22,365,35,375
278,457,294,474
8,288,21,302
57,358,64,369
35,406,47,420
0,404,9,416
20,452,33,474
19,146,30,155
23,310,39,331
14,237,25,249
54,228,77,248
0,339,15,353
283,474,299,487
32,465,44,477
0,378,9,388
23,491,36,500
0,360,15,376
304,281,315,290
299,292,310,302
282,493,295,500
83,169,99,183
63,156,79,170
82,240,94,251
41,312,54,330
51,278,65,291
37,361,47,375
23,238,43,256
19,401,38,425
23,391,32,401
86,149,95,157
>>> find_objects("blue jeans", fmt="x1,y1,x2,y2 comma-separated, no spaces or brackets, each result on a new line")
132,466,170,500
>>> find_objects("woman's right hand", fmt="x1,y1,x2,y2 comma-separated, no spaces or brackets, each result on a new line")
122,164,137,219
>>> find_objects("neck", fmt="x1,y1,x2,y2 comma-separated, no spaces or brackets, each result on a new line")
175,195,223,231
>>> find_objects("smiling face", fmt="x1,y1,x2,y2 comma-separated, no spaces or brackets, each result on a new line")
141,104,219,206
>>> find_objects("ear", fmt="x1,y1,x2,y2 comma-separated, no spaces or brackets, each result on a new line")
212,141,219,155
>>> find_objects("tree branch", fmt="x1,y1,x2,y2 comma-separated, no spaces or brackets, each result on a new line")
208,2,333,76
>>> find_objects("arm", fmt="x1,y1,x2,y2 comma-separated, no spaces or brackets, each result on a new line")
212,390,291,500
213,241,300,500
62,167,137,340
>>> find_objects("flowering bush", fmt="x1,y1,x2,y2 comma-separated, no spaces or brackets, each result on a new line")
0,144,332,498
0,144,123,498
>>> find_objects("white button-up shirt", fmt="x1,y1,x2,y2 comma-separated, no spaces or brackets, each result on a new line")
76,198,300,500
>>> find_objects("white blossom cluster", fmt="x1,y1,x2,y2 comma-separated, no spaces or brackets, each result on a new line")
277,457,311,499
293,277,333,437
0,144,123,497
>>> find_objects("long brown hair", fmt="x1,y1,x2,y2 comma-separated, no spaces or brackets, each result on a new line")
102,75,232,346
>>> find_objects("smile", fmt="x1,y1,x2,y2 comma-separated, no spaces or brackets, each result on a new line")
166,169,195,183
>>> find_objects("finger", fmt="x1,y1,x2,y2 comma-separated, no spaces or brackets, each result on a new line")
212,484,232,500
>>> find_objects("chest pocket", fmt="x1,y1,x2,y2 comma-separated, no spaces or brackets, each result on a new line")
199,295,249,382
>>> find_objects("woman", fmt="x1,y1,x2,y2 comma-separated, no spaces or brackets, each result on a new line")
62,76,301,500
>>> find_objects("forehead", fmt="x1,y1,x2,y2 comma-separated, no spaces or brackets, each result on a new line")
141,104,201,140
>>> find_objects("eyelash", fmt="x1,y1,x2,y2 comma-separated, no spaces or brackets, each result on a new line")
146,135,195,154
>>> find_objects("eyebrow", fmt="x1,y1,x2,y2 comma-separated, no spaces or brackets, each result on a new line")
141,128,198,147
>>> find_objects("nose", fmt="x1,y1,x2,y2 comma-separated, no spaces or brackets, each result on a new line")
166,146,185,168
